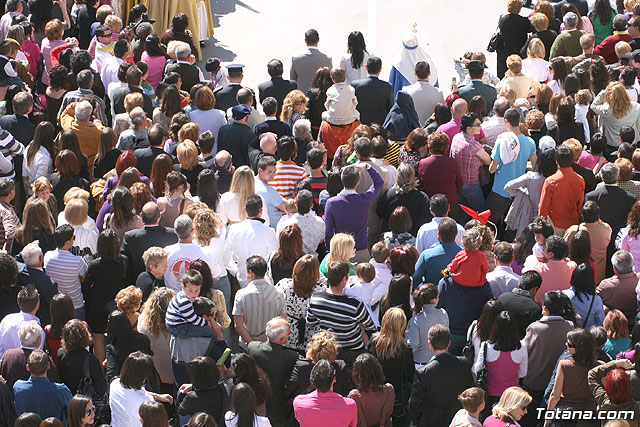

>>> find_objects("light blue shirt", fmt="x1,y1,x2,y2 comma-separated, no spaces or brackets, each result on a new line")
254,177,285,229
491,134,536,198
562,287,605,329
415,217,464,252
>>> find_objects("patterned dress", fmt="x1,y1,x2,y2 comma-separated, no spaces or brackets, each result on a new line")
275,279,327,351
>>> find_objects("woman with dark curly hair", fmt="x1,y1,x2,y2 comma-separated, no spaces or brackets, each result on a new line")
590,59,611,96
161,13,199,61
267,224,305,285
397,128,429,174
45,64,68,127
230,353,271,416
548,98,585,144
418,131,462,211
57,319,107,395
348,353,395,427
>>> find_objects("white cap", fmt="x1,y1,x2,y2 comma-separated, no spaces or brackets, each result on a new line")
539,136,556,151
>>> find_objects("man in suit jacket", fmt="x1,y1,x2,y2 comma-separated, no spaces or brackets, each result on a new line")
217,105,256,169
498,271,543,339
352,56,394,126
164,43,203,93
0,91,35,145
248,317,299,426
110,65,153,117
290,29,332,94
457,61,497,116
134,124,166,177
409,324,473,427
258,59,297,117
402,61,444,126
17,243,57,326
586,162,636,276
120,202,178,284
253,97,292,138
214,64,244,112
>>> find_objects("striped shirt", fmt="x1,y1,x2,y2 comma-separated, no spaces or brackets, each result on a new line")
302,176,328,215
165,291,207,328
270,160,307,199
44,249,87,309
306,291,375,351
231,279,286,349
384,141,401,168
0,128,22,178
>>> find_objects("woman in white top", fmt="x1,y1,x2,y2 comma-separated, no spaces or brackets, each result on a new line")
466,300,505,366
217,166,269,226
23,122,56,196
497,55,540,99
63,198,98,256
591,81,640,148
339,31,370,85
109,352,173,427
57,187,97,230
521,38,550,83
547,57,567,95
225,382,272,427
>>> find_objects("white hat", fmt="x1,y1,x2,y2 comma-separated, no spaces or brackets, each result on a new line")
539,136,556,151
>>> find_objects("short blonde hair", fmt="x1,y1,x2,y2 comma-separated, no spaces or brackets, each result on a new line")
506,55,523,74
45,19,63,40
115,285,143,315
327,233,355,264
63,187,90,204
527,38,546,59
96,5,113,23
305,331,339,363
461,228,483,251
580,33,595,50
459,387,486,413
499,84,516,105
176,139,199,170
563,138,583,163
124,92,144,113
142,247,167,270
507,0,522,14
616,158,633,181
64,198,88,226
615,41,632,59
492,387,532,419
178,123,200,143
104,14,122,32
531,12,549,31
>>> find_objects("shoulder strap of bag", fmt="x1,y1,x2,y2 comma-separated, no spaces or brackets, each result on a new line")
482,341,488,368
82,353,92,383
179,198,186,214
583,293,596,328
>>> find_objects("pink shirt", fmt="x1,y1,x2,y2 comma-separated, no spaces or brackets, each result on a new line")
141,52,167,89
437,119,485,154
523,259,577,304
293,390,357,427
40,38,66,86
22,39,40,78
578,151,601,170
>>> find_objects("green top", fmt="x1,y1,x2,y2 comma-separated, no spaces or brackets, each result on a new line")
589,9,615,45
320,253,357,277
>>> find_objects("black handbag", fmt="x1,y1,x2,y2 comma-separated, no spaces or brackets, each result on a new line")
487,15,505,52
77,354,111,424
476,341,488,392
462,323,476,362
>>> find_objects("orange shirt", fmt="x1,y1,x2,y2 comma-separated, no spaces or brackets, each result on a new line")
270,160,308,199
538,167,585,229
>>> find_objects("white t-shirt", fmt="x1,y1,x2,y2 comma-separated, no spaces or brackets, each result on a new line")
109,378,151,427
225,412,272,427
196,227,230,278
163,242,205,292
522,57,550,83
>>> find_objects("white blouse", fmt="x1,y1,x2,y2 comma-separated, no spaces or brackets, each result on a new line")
217,192,269,226
22,146,53,195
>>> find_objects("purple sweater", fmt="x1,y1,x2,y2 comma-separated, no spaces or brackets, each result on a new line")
324,167,383,251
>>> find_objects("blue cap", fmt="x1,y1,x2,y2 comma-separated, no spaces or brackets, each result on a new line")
232,104,252,120
226,63,244,77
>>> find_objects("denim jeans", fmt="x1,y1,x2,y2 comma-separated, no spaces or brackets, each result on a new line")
212,275,231,345
75,305,86,321
166,322,215,339
458,184,485,212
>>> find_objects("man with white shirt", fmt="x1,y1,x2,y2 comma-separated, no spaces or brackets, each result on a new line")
276,190,325,257
163,215,204,292
487,242,521,298
0,0,22,42
481,97,509,148
415,194,464,252
92,25,115,75
402,61,444,126
100,39,128,95
0,285,45,358
225,195,279,287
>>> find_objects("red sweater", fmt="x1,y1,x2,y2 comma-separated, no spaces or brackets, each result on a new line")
447,249,489,287
594,33,632,64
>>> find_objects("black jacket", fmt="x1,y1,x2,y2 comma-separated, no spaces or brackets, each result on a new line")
498,288,543,339
111,86,153,117
134,146,164,177
408,353,474,427
165,62,201,93
352,76,394,126
214,83,242,112
258,76,297,117
572,163,596,194
177,384,224,424
253,119,292,138
217,122,255,168
520,30,558,61
0,114,34,145
17,265,57,326
121,226,178,284
586,185,636,239
215,169,233,194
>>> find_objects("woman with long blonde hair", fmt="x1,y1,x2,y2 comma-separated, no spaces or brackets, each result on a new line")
592,81,640,148
369,307,414,427
320,233,356,276
217,165,268,225
281,89,308,129
137,287,176,389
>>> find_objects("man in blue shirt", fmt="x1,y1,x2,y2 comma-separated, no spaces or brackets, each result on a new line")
13,349,72,422
487,108,537,238
254,156,286,229
413,218,462,290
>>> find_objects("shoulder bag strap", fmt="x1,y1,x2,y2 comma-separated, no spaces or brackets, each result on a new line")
482,341,488,369
583,293,596,328
82,353,92,382
179,198,186,214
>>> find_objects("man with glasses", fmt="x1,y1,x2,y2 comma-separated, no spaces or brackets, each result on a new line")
91,25,114,74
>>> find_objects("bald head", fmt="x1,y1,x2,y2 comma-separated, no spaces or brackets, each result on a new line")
260,132,277,154
236,88,253,105
148,124,165,147
214,150,232,172
141,202,161,225
452,99,468,120
493,97,510,117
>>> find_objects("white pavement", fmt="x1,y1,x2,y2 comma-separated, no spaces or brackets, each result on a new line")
198,0,523,100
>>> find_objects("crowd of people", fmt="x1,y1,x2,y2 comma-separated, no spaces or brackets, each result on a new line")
6,0,640,426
